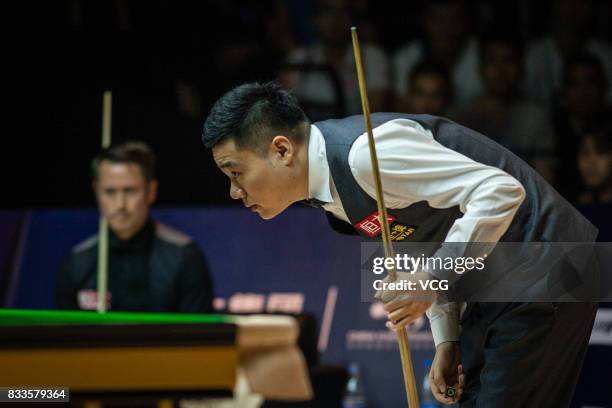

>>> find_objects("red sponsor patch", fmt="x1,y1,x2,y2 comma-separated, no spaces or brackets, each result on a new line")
354,211,396,237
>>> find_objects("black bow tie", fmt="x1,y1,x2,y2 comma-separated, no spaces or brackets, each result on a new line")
300,198,327,208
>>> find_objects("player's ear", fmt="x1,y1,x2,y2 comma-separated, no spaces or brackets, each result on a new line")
147,179,158,204
270,135,295,164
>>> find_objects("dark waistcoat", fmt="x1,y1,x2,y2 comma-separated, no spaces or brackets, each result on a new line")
314,113,598,244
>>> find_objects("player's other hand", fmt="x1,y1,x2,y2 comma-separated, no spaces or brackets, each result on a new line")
429,341,465,404
375,270,436,330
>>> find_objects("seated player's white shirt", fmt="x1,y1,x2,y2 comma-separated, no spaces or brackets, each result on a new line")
307,119,526,347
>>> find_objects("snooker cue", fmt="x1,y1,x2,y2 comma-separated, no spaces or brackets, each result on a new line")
350,27,420,408
96,90,112,313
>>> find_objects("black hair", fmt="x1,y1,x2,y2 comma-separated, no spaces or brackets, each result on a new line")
91,141,156,181
202,82,309,153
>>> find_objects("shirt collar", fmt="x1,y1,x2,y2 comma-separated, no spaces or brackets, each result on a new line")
307,124,333,205
109,217,155,252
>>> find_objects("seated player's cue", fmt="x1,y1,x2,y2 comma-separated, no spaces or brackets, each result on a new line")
97,90,112,313
350,27,419,408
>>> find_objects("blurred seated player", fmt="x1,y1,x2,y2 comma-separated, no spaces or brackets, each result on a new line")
56,142,214,312
396,61,452,115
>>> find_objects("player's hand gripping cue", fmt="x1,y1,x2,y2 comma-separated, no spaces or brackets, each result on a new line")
375,270,437,330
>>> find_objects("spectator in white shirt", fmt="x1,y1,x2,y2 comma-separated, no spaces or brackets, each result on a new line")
282,0,390,121
393,0,482,105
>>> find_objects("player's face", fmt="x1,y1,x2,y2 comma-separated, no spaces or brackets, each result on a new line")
213,137,302,220
94,161,157,240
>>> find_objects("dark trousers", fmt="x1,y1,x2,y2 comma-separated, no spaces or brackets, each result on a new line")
459,302,598,408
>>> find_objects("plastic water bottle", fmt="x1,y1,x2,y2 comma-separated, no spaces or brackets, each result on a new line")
421,359,442,408
343,362,367,408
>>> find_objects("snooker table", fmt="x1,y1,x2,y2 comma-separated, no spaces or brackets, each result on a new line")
0,309,312,406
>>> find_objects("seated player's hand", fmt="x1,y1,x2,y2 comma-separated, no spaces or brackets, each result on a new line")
375,270,437,330
429,341,465,405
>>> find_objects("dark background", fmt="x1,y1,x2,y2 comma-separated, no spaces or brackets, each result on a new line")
3,0,611,208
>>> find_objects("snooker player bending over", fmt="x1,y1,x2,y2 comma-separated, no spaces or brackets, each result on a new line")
201,82,598,407
56,142,214,313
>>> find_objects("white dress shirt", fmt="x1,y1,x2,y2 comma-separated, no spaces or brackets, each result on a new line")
307,118,526,347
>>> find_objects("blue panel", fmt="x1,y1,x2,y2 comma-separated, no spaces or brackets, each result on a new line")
0,210,26,305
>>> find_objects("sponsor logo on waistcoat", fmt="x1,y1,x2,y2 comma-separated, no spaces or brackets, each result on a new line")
354,211,416,241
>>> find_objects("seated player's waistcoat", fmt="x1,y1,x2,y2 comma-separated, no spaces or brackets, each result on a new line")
314,113,598,244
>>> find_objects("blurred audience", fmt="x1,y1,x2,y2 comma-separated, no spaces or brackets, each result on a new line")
281,0,389,121
576,130,612,205
208,1,294,98
56,142,214,312
393,0,482,106
448,35,556,182
396,61,452,115
7,0,612,208
555,54,611,136
525,0,612,107
553,54,611,198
